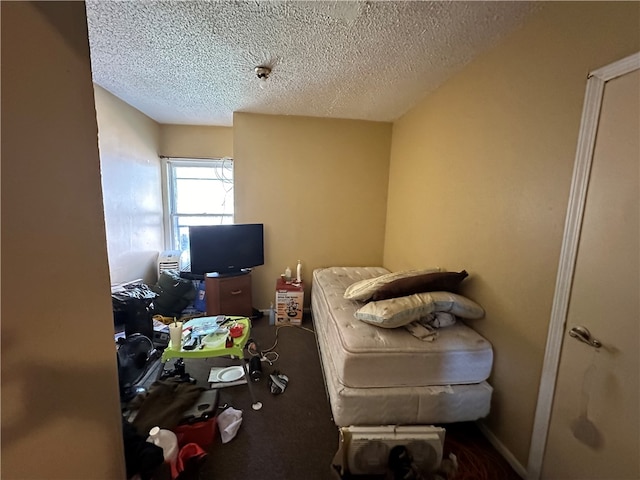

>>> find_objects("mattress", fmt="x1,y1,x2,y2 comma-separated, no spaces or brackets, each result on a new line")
311,266,493,426
312,267,493,388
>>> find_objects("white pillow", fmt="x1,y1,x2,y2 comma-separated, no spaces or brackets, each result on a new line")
354,291,485,328
343,268,440,301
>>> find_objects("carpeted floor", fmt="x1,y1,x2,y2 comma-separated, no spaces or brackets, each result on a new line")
159,314,521,480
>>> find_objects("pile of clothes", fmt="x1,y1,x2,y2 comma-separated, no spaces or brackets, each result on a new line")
122,378,213,480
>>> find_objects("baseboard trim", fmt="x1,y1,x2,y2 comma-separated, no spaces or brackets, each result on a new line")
476,421,527,479
258,307,312,314
257,307,312,318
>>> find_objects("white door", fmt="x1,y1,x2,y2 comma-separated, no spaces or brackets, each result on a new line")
540,67,639,478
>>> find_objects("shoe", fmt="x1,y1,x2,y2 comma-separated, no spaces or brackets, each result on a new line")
268,371,289,395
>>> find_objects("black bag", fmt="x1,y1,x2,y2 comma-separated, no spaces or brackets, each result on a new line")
112,283,157,339
151,271,196,318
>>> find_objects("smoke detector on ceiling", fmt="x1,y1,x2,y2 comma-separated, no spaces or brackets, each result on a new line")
255,66,271,89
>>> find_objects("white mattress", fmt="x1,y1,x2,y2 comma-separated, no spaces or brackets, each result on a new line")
311,266,493,426
312,267,493,388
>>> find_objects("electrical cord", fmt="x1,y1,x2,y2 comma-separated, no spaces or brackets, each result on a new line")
246,324,315,365
246,340,279,365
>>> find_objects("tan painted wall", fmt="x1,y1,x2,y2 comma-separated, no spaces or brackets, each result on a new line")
234,112,392,310
94,85,163,285
385,1,640,468
1,3,125,479
159,124,233,158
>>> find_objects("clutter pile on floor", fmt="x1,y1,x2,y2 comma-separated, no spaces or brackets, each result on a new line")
122,371,215,480
121,348,290,480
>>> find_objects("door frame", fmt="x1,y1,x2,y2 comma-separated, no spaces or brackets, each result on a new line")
527,51,640,480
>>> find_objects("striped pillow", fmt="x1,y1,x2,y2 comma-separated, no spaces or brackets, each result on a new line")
355,291,485,329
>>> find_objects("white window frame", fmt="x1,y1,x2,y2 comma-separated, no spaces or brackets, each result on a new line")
161,156,234,251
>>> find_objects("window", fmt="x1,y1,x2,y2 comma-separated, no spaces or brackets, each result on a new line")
163,157,234,252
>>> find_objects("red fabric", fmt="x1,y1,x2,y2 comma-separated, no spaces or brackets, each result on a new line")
174,416,217,449
171,443,207,479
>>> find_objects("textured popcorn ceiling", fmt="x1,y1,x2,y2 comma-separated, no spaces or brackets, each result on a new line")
86,1,538,126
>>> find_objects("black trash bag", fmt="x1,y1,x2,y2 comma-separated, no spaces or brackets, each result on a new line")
112,283,157,339
112,282,157,308
150,271,196,318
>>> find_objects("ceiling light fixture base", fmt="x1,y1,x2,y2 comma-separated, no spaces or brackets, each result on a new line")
255,66,271,89
255,66,271,79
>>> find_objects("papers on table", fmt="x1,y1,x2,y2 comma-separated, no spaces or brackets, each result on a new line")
184,315,227,337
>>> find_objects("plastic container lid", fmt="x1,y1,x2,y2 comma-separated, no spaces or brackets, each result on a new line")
201,330,228,349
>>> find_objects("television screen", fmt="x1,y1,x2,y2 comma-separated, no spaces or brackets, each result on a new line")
188,224,264,276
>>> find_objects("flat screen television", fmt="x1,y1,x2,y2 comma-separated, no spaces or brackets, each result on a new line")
188,223,264,276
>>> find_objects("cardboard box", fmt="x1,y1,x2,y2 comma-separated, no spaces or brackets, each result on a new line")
276,278,304,325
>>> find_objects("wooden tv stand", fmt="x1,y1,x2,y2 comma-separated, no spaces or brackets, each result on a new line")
205,271,253,317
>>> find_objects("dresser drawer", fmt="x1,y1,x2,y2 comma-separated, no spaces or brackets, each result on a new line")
205,273,253,316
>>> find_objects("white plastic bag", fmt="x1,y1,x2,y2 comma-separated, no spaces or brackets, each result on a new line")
217,407,243,443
